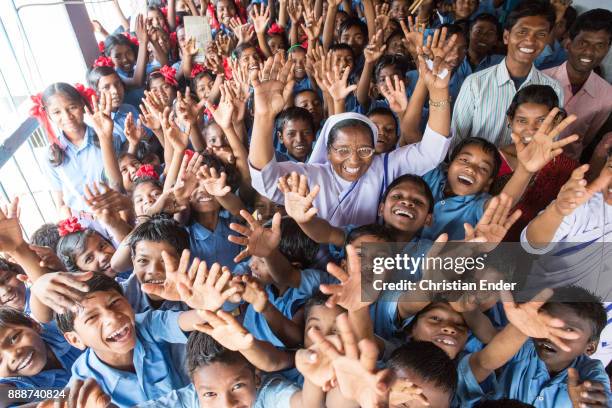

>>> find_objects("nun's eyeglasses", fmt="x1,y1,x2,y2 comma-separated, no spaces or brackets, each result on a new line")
330,145,375,159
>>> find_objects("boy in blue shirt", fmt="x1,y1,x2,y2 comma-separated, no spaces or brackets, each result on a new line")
459,286,610,407
54,269,234,408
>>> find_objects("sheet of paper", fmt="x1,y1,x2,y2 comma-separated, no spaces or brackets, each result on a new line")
184,16,213,64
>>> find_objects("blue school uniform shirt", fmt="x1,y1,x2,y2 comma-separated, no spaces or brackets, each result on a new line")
455,351,498,407
116,67,145,108
464,302,508,353
494,339,611,407
43,126,122,214
0,324,82,390
135,374,299,408
111,104,140,145
293,77,314,93
534,40,567,71
421,167,489,241
187,211,243,271
70,310,190,408
243,268,333,347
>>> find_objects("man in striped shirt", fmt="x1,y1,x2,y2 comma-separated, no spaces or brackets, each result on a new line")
451,0,564,149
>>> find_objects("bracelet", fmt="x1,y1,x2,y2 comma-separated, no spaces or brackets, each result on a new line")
429,99,451,109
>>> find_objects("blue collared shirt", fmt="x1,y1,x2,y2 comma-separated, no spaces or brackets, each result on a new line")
421,167,489,240
187,212,243,271
494,339,611,407
111,104,140,145
535,41,568,71
69,310,189,408
0,324,82,390
43,126,122,214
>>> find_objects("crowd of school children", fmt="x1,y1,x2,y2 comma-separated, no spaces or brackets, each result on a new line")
0,0,611,406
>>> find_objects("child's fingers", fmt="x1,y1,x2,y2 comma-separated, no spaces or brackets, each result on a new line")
310,328,341,359
503,209,522,230
358,338,379,372
141,283,166,298
161,250,178,276
215,267,232,292
336,313,359,360
567,367,580,387
228,233,249,247
233,249,250,263
228,222,251,238
325,262,350,283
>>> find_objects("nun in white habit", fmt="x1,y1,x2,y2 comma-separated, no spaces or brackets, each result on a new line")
248,53,454,227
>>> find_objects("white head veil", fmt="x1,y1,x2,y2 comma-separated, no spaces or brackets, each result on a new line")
308,112,379,165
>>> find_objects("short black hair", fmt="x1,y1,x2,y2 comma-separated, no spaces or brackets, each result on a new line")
199,151,239,191
381,174,434,214
233,42,259,60
346,224,393,245
329,43,356,59
30,223,60,250
541,285,607,343
560,6,578,34
0,257,25,277
0,306,37,330
264,216,319,268
367,106,399,139
373,54,409,82
274,107,316,135
504,0,556,32
186,331,253,376
439,22,467,40
327,119,374,149
450,137,502,178
506,84,559,119
57,229,112,273
87,66,122,92
475,400,535,408
304,291,333,320
127,216,190,257
568,8,612,44
55,273,124,333
104,33,138,57
387,341,457,400
339,18,368,37
470,13,502,39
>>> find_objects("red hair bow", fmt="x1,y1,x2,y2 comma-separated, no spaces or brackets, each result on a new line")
135,164,159,180
29,93,60,147
267,23,284,35
98,41,105,53
93,56,115,68
74,83,96,110
169,31,178,49
58,217,84,237
159,65,178,86
191,63,206,78
123,32,139,47
184,149,195,162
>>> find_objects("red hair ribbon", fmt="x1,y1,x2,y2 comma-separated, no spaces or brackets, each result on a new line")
93,56,115,68
207,0,246,30
191,63,206,78
267,23,284,36
29,93,60,147
222,57,232,80
159,65,178,86
74,83,96,110
58,217,84,237
135,164,159,180
123,32,139,47
98,41,105,53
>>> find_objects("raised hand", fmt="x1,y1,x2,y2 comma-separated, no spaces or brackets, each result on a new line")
61,378,116,408
181,36,199,59
135,14,149,44
1,196,20,221
197,165,232,197
512,108,579,173
311,313,391,408
389,379,429,407
29,244,64,270
88,92,114,140
301,7,323,42
204,82,234,129
463,193,522,251
552,164,611,216
286,0,304,23
30,271,93,314
251,53,295,117
374,3,391,34
296,334,342,391
320,245,374,311
139,102,161,131
277,172,320,224
215,32,234,57
124,112,145,148
175,89,201,127
83,182,131,224
228,18,255,44
417,28,456,90
0,209,26,253
160,107,190,152
364,29,387,64
380,75,408,114
177,260,239,311
250,4,270,34
501,289,580,352
234,274,268,312
567,368,609,408
195,309,255,350
141,249,191,301
174,152,203,206
228,210,282,262
321,62,357,102
400,16,424,60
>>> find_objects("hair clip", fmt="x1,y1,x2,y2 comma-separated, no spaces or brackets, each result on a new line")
159,65,178,86
135,164,160,180
93,56,115,68
58,217,84,237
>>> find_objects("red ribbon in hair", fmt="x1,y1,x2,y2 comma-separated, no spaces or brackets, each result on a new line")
184,149,195,162
58,217,84,237
159,65,178,86
123,32,139,47
93,56,115,68
135,164,159,180
74,83,96,110
29,93,60,147
222,57,232,80
98,41,105,53
207,0,246,31
267,23,284,36
191,63,206,78
169,31,178,49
